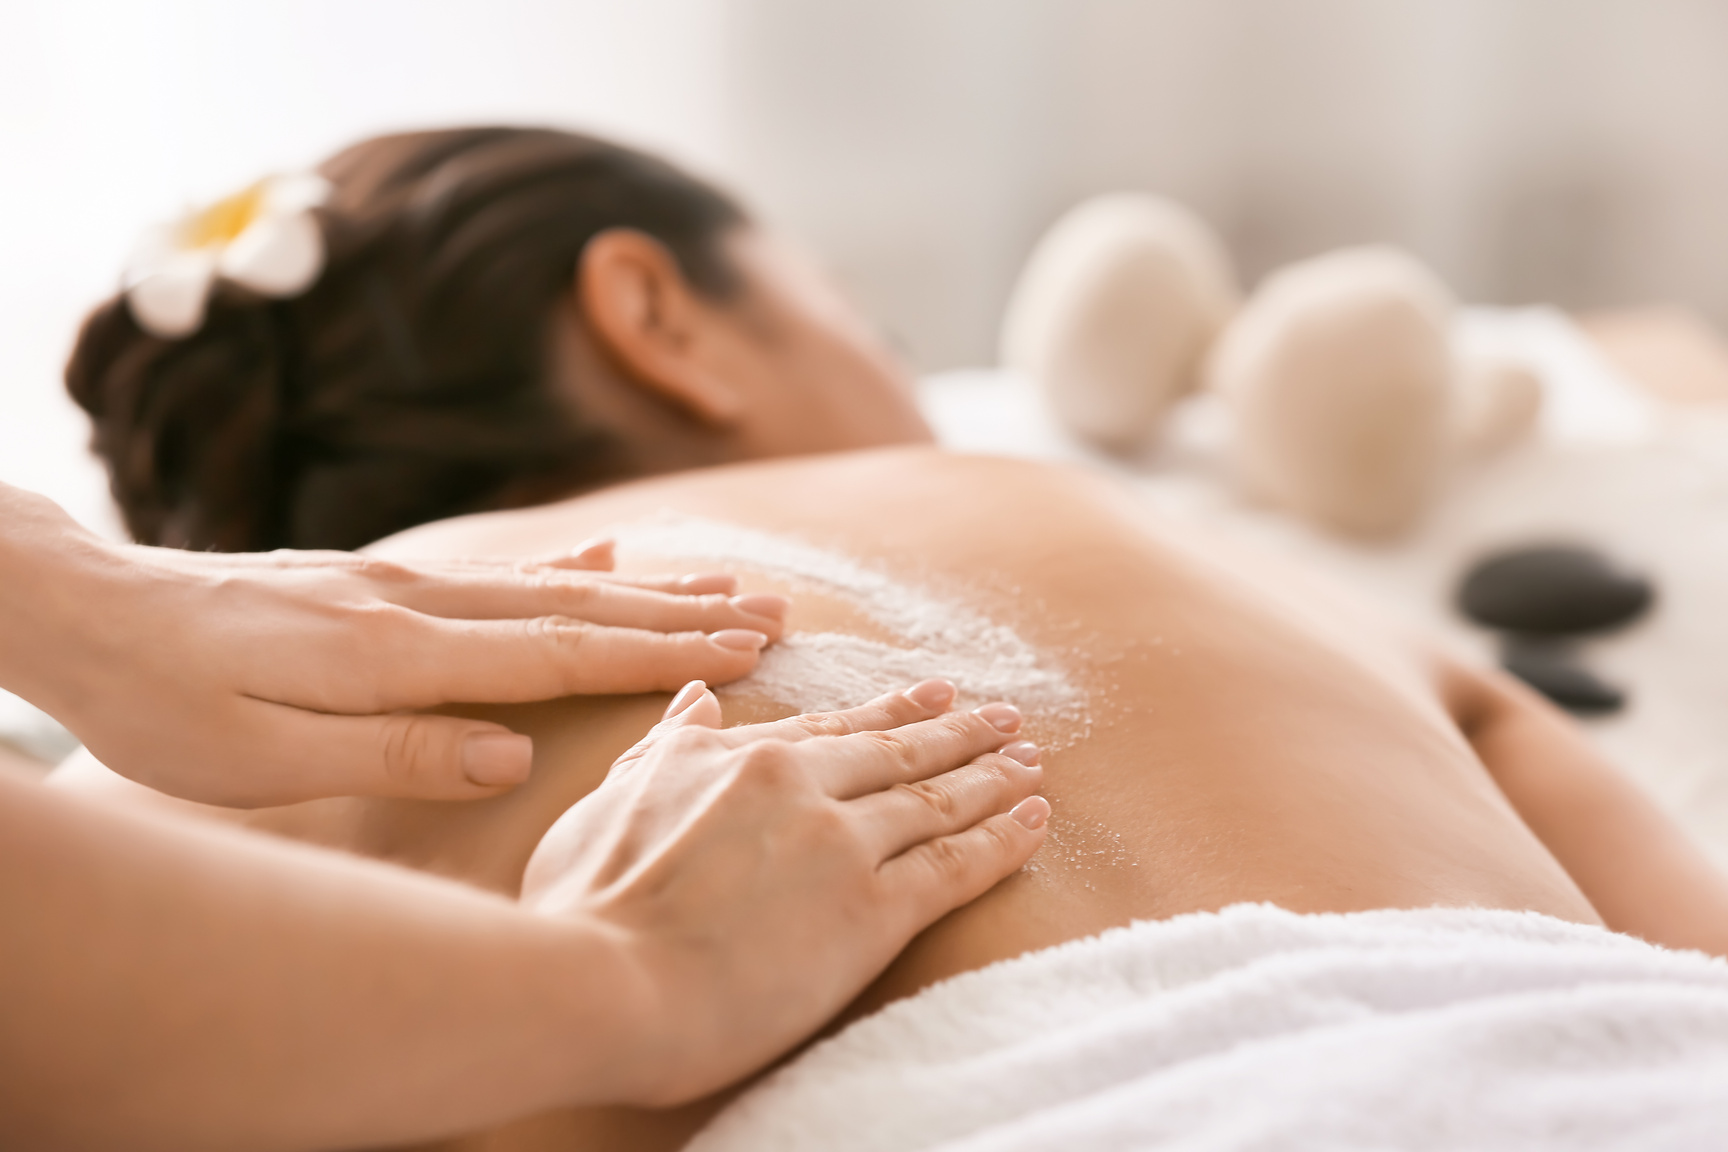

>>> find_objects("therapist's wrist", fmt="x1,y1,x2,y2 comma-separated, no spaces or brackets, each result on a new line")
517,913,671,1109
0,482,126,707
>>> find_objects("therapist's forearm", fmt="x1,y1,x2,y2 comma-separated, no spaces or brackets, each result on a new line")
0,765,653,1152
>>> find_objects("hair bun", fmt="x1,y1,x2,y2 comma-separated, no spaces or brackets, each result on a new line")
68,293,292,550
68,126,746,551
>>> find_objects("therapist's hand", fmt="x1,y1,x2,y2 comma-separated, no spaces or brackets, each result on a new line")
521,678,1051,1107
0,483,787,807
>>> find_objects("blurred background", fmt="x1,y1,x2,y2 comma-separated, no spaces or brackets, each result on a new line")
5,0,1727,531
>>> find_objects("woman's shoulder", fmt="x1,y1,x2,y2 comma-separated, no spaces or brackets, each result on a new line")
366,447,1104,561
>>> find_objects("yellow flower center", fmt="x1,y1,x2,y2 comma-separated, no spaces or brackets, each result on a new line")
178,181,268,250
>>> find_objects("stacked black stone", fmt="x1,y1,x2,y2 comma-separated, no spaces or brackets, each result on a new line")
1456,545,1655,715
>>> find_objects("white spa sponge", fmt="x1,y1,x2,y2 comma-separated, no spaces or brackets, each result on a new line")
1000,194,1239,450
1208,246,1456,537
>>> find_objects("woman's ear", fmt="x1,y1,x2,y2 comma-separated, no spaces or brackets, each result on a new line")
576,229,747,427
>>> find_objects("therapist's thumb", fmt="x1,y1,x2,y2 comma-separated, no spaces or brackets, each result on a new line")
659,679,723,729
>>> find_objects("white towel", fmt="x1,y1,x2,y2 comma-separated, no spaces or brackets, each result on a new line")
689,904,1728,1151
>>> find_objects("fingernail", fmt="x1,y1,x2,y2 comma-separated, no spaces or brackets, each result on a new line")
710,629,769,652
1010,796,1051,830
731,592,790,621
975,702,1022,734
904,678,957,710
461,732,533,786
680,573,739,595
663,680,708,720
1001,741,1041,767
571,537,614,562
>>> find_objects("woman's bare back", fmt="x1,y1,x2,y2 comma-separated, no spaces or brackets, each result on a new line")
59,447,1609,1149
259,446,1599,1149
377,446,1589,918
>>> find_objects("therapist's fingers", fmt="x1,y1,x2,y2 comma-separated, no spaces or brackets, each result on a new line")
437,537,618,573
604,681,727,780
380,575,789,640
517,564,742,597
532,538,616,571
589,572,741,596
718,680,962,749
328,547,748,603
878,801,1050,934
513,540,744,596
405,564,743,597
375,616,773,704
511,540,733,591
331,547,743,603
851,747,1042,860
228,703,537,806
802,703,1024,800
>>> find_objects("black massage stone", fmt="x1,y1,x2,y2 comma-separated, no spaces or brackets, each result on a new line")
1500,636,1626,716
1458,545,1653,635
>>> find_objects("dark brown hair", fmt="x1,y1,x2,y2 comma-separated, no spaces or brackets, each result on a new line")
65,126,747,552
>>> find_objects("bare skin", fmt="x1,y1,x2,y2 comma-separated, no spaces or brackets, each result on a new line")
63,446,1728,1150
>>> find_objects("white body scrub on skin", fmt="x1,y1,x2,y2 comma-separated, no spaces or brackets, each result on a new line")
615,517,1087,734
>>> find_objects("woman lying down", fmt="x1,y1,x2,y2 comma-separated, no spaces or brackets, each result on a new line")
62,127,1728,1149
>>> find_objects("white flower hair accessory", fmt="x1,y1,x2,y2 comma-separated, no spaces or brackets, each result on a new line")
124,172,332,340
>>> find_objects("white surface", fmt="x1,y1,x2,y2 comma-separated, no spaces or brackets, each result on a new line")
0,691,80,766
692,902,1728,1151
920,307,1728,864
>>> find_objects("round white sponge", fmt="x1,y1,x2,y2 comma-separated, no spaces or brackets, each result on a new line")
1208,246,1455,537
1000,194,1238,450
